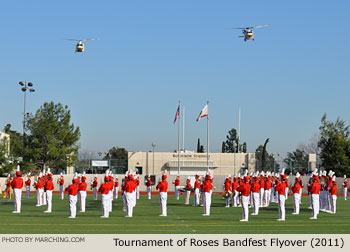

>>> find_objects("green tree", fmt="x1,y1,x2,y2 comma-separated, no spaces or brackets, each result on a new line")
223,128,247,153
283,149,309,174
26,102,80,173
318,113,350,176
255,144,279,172
104,147,128,160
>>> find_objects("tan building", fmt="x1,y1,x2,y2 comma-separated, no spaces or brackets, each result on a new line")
128,151,256,176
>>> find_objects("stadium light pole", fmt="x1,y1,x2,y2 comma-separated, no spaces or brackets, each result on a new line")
19,81,35,147
152,142,156,174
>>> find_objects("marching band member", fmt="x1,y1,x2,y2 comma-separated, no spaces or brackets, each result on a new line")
275,170,287,221
123,171,137,217
3,174,12,199
58,173,65,200
259,172,265,207
291,172,303,215
330,176,338,214
108,172,114,211
185,176,192,205
193,173,201,206
251,174,260,215
44,170,54,213
307,176,313,209
284,176,289,200
42,169,47,205
156,171,168,216
35,173,44,206
135,173,140,200
238,171,251,221
343,175,348,200
25,173,31,199
65,173,79,218
114,177,119,199
310,170,321,219
79,172,87,212
146,175,152,199
122,173,128,211
232,175,240,207
264,173,272,207
92,175,98,200
224,176,232,207
173,176,180,200
202,172,213,216
11,165,24,213
98,170,112,218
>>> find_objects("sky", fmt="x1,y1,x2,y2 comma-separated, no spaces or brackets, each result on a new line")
1,0,349,159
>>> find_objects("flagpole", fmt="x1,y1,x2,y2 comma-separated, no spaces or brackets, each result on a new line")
178,100,181,175
207,101,209,171
238,107,241,153
182,106,185,166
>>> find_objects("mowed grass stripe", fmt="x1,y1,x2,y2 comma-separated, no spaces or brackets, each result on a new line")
0,194,349,233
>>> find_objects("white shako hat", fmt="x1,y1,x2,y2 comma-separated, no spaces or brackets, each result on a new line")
16,165,21,176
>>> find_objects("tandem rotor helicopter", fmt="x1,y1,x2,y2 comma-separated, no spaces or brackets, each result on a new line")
65,38,98,53
231,24,269,41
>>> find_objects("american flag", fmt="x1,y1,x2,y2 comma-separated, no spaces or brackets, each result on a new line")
173,105,180,124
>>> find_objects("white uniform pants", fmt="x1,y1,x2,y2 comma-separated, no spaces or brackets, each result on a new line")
241,196,249,221
194,188,200,206
285,188,289,200
13,188,22,212
312,194,320,218
343,188,347,200
203,192,211,215
159,192,167,216
147,186,151,199
79,191,86,212
114,186,119,199
46,190,52,212
264,189,271,206
132,191,136,207
101,194,109,217
293,193,301,214
259,188,265,206
320,190,325,210
185,190,191,205
136,186,140,199
122,192,127,211
225,197,231,207
109,191,113,212
331,195,337,213
278,194,286,220
37,188,44,206
175,186,180,200
93,187,98,200
26,186,30,199
232,191,239,207
308,193,312,208
60,185,64,200
69,195,77,218
125,192,134,217
252,192,260,214
42,189,47,205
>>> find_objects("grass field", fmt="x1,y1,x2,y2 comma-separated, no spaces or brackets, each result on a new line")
0,193,349,234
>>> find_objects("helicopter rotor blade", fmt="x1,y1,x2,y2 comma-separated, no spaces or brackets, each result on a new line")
82,38,99,42
252,24,270,29
64,39,80,41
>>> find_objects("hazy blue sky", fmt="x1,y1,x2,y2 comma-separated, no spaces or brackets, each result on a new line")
1,0,349,158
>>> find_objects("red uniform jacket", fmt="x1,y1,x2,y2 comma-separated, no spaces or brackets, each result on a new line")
45,180,54,191
156,180,168,192
194,179,201,189
146,180,152,187
59,179,65,186
275,182,287,195
264,179,272,190
65,184,79,196
292,182,302,194
232,181,239,192
173,179,180,186
99,182,112,195
92,180,98,188
259,178,265,189
330,185,338,195
310,181,321,195
238,182,251,196
25,179,31,186
251,181,260,193
114,181,119,187
202,180,213,193
343,181,348,188
79,182,87,191
11,177,24,189
186,182,192,189
123,180,136,193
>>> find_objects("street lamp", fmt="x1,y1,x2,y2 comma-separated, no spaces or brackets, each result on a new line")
19,81,35,147
151,142,156,174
